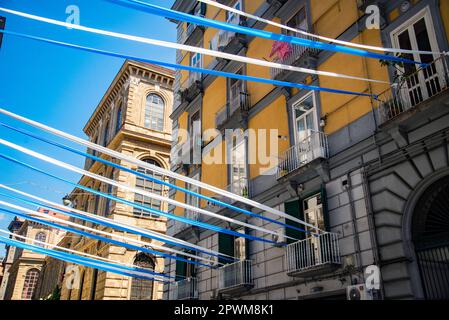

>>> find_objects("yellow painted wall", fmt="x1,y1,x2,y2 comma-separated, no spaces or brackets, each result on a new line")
440,0,449,44
202,77,227,139
245,0,264,15
319,29,390,134
246,23,280,104
174,180,186,216
201,140,227,203
248,95,290,179
311,0,359,39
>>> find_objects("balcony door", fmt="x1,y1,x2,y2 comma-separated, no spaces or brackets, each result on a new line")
292,93,322,165
391,7,445,107
229,71,245,115
230,138,248,197
190,51,202,83
185,173,200,220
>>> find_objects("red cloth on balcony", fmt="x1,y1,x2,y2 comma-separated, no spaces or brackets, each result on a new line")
270,41,293,60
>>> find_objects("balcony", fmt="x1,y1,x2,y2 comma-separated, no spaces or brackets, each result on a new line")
377,56,449,125
178,72,203,105
215,92,250,130
286,233,341,277
269,33,320,82
174,278,198,300
178,19,205,46
218,260,254,294
211,19,247,55
172,208,201,237
277,130,329,179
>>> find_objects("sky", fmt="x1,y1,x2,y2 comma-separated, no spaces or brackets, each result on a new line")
0,0,176,256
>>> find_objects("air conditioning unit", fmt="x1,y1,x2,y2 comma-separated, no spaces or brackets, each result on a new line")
346,284,374,300
272,228,287,246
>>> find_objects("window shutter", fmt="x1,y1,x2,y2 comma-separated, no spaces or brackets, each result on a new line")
218,233,235,264
285,200,305,244
175,257,187,282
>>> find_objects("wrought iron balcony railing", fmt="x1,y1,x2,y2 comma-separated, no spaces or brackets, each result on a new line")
269,32,320,80
377,55,449,124
218,260,253,293
174,278,198,300
215,92,250,128
286,232,341,277
277,130,329,179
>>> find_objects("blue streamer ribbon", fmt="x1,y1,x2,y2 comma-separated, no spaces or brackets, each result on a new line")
0,192,220,268
0,235,172,283
0,29,377,99
106,0,424,67
0,121,314,238
0,206,215,269
0,153,280,246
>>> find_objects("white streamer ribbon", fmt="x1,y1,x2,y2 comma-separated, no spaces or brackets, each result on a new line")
0,138,293,241
0,199,218,265
0,108,324,233
197,0,448,56
0,7,388,84
0,229,170,282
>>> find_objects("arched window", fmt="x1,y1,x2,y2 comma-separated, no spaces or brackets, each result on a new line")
134,159,163,218
21,268,40,300
103,120,110,147
145,94,165,131
115,103,123,134
105,170,115,216
34,232,47,248
130,253,155,300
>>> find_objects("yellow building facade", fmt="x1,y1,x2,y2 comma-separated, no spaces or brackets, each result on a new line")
59,60,174,300
165,0,449,300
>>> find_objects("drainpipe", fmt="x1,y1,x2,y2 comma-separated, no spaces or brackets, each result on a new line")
344,173,363,276
361,166,385,300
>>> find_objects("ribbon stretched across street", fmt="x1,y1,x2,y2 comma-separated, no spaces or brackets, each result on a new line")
0,108,325,234
0,7,390,84
106,0,424,66
0,121,311,238
196,0,447,56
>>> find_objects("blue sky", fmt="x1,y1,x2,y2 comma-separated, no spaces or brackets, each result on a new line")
0,0,176,256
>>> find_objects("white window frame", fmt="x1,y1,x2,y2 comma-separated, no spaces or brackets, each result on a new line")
291,92,318,146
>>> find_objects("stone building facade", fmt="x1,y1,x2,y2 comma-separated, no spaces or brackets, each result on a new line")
1,210,68,300
59,60,174,300
164,0,449,300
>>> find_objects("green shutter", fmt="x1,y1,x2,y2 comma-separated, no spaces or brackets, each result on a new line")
175,258,187,281
285,200,305,244
218,233,235,264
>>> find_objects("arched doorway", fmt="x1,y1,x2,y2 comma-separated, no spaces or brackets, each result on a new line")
130,253,155,300
412,176,449,299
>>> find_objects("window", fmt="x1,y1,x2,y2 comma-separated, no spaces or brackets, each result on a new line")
21,268,40,300
293,93,317,143
133,159,164,218
185,173,200,220
190,52,202,83
105,170,115,216
130,253,155,300
284,189,328,244
145,94,165,131
34,232,47,248
103,121,110,147
229,137,248,197
218,229,247,264
115,102,123,134
391,7,444,107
